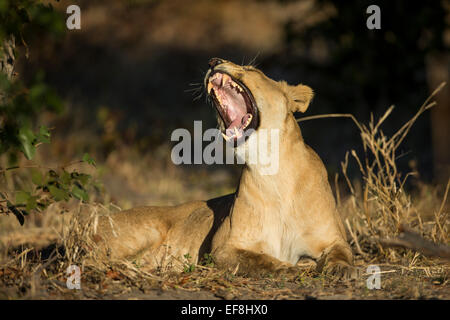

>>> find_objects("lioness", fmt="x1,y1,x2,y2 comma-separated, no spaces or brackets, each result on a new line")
94,58,355,278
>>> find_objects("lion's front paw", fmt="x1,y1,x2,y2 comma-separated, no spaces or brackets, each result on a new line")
318,262,360,280
274,265,301,277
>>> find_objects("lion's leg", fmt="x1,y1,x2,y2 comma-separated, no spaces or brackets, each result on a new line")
315,241,358,279
213,247,298,277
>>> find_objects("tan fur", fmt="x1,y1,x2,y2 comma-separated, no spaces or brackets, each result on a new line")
94,59,355,277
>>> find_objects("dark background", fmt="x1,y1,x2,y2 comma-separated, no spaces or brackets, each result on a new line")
20,0,449,191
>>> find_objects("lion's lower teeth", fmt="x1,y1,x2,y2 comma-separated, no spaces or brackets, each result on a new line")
242,114,253,129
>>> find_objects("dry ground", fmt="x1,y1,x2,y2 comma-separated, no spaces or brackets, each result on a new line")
0,150,448,300
0,202,448,300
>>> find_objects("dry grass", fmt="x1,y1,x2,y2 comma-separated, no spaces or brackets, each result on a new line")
0,84,449,299
335,83,449,262
299,82,449,262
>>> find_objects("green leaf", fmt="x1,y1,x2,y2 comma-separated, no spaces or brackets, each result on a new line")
26,196,38,211
37,125,51,144
18,127,36,160
71,185,88,202
15,190,30,205
0,0,9,14
82,153,96,167
31,169,43,186
60,170,71,186
76,173,91,185
48,185,69,202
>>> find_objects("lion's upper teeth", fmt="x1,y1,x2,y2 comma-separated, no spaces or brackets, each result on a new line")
207,82,213,94
233,82,243,92
222,74,231,86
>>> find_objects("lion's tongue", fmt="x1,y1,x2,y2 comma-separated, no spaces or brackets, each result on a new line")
211,73,250,138
215,85,247,134
225,113,253,138
224,96,246,137
226,98,244,119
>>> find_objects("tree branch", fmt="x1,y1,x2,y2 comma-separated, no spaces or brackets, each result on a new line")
378,224,450,261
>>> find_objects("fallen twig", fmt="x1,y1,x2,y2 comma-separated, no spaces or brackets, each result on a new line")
378,224,450,261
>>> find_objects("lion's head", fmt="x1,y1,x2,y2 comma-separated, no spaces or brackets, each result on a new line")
204,57,314,145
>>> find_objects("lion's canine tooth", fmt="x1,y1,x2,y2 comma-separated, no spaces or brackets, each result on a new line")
241,114,252,129
222,74,231,86
207,82,213,94
234,127,239,137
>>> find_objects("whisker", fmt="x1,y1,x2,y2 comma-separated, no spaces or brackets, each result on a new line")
241,55,247,66
184,81,205,102
185,87,202,93
248,52,261,67
186,71,207,102
193,91,204,101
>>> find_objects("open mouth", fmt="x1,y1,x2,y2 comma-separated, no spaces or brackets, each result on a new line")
207,72,259,142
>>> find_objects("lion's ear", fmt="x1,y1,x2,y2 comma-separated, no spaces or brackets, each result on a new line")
282,82,314,113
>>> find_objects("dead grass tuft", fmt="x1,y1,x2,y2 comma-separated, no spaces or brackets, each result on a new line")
330,82,448,261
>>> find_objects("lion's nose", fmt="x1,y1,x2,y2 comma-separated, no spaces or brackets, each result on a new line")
208,58,223,69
